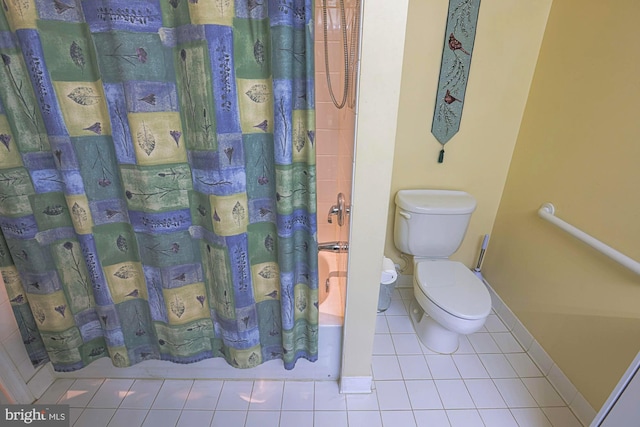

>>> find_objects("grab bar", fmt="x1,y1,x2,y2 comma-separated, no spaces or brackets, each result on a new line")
538,203,640,276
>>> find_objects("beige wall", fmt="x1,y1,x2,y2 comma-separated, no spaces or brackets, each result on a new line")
483,0,640,409
340,0,409,383
385,0,552,271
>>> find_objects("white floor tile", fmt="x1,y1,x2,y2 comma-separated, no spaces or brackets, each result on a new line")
249,380,283,410
45,295,583,427
452,355,489,379
479,354,518,378
347,410,383,427
492,332,525,353
493,378,538,408
521,377,566,407
69,407,83,426
183,380,223,410
119,380,163,409
106,409,148,427
74,408,116,427
314,381,347,411
314,410,348,427
468,333,501,354
87,379,134,408
279,411,313,427
425,355,461,380
453,336,475,354
58,379,104,408
210,410,247,427
281,381,314,411
37,379,75,404
373,334,396,355
398,288,414,300
478,408,519,427
464,379,507,409
398,355,432,380
505,353,543,378
541,407,583,427
140,409,181,427
510,407,553,427
414,410,450,427
446,409,484,427
392,334,423,355
386,315,415,334
245,410,280,427
385,298,409,316
404,380,443,410
151,380,193,410
216,381,254,411
375,316,390,334
484,314,509,333
380,410,417,427
434,380,474,409
176,410,214,427
375,380,412,411
372,355,403,380
345,388,380,411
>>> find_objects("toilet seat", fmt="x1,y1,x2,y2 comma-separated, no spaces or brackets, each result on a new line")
415,260,491,320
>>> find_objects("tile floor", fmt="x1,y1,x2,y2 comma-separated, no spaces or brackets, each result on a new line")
36,288,584,427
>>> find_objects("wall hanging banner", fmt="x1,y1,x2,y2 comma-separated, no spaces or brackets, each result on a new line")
431,0,481,163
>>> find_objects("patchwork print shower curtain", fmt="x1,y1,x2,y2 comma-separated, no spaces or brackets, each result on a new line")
0,0,317,371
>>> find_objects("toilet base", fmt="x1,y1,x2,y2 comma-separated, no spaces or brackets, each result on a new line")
409,299,459,354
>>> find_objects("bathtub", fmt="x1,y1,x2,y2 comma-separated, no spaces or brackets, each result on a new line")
54,251,348,381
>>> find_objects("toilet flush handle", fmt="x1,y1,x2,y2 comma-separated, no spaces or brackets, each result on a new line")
399,211,411,219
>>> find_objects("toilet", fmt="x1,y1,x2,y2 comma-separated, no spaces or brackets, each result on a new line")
393,189,492,354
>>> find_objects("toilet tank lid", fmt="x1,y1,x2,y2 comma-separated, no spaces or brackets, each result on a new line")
395,190,476,214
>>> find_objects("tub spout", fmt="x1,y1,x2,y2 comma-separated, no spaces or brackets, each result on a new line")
318,241,349,252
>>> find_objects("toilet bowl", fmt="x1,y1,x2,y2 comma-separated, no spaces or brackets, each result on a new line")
409,259,491,353
393,189,492,354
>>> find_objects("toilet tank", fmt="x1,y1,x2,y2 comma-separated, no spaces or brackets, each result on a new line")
394,190,476,257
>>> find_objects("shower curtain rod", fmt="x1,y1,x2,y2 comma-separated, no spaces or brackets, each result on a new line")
538,203,640,276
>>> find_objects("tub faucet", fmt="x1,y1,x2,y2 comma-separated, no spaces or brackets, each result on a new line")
327,193,350,226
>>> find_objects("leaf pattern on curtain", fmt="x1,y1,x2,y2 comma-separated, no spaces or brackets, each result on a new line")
0,0,317,371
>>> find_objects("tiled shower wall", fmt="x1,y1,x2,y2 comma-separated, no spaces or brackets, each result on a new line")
315,0,358,244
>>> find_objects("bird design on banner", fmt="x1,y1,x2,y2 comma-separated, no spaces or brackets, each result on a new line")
448,33,470,55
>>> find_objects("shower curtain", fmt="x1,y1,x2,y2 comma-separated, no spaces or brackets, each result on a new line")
0,0,317,371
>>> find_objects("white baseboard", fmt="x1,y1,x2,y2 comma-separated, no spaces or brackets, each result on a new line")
339,376,372,394
483,280,597,426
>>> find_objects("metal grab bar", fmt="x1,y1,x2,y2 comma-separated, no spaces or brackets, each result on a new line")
538,203,640,276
